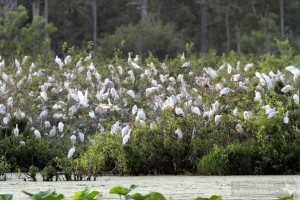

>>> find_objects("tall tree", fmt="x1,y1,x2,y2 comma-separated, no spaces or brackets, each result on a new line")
1,0,18,11
200,0,208,53
279,0,284,38
91,0,97,49
140,0,147,23
32,0,40,17
44,0,48,38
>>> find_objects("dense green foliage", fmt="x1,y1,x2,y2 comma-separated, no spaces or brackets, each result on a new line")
1,1,300,58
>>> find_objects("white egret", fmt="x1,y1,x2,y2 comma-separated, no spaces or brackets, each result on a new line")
254,91,262,102
84,53,92,62
55,56,64,69
219,87,231,96
13,124,19,136
111,121,121,135
236,123,243,134
49,126,56,137
175,107,185,117
19,141,25,146
285,66,300,82
214,115,222,125
122,125,130,138
175,128,183,139
44,121,51,128
58,122,64,133
64,55,72,65
191,106,201,116
182,61,190,68
78,132,84,143
293,94,299,105
70,135,76,145
68,146,75,158
0,104,6,115
243,111,252,120
284,111,289,124
132,105,138,115
281,85,294,93
122,128,132,145
34,129,41,139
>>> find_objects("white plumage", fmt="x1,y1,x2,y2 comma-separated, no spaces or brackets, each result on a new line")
58,122,64,133
34,129,41,139
70,135,77,145
281,85,294,93
68,146,75,158
293,94,299,105
175,107,185,117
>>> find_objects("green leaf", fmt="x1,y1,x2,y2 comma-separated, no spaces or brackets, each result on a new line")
0,194,13,200
278,195,294,200
129,185,138,192
85,191,100,200
194,195,222,200
22,189,64,200
109,186,130,195
144,192,166,200
131,193,144,200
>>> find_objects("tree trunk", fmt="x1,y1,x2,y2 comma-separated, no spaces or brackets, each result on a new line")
235,21,241,53
44,0,48,38
91,0,97,49
200,0,208,53
1,0,18,11
279,0,284,38
225,6,230,53
140,0,148,23
32,0,40,18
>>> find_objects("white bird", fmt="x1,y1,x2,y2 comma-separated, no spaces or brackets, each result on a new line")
254,91,262,102
244,63,254,71
64,55,72,65
175,128,183,139
285,66,300,82
122,125,130,138
284,111,289,124
89,110,96,118
191,106,201,116
126,90,136,99
133,55,139,63
55,56,64,69
68,146,75,158
175,107,185,117
236,123,243,134
13,124,19,136
15,58,21,69
122,128,132,145
58,122,64,133
227,64,232,74
19,141,25,145
219,87,231,96
214,115,222,125
293,94,299,105
34,129,41,139
40,91,48,101
243,111,252,120
233,107,239,117
111,121,121,135
132,105,138,115
44,121,51,128
182,61,190,68
49,126,56,137
84,53,92,62
78,132,84,143
204,67,218,80
70,135,76,145
281,85,294,93
136,109,146,121
0,104,6,115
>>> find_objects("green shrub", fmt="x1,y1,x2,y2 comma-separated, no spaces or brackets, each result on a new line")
41,166,57,181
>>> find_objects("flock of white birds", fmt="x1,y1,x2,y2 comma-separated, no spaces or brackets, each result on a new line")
0,52,299,159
